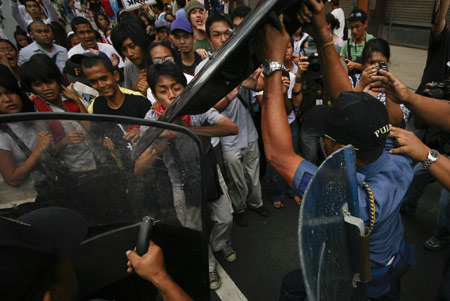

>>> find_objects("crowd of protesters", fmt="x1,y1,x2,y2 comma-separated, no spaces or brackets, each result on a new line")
2,0,450,299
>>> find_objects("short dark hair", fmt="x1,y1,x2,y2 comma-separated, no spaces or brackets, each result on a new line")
28,21,47,33
165,12,175,20
326,13,340,31
19,54,66,92
362,38,391,64
206,13,232,38
118,12,147,31
154,0,165,11
81,56,115,74
147,62,187,94
14,26,32,50
176,0,186,8
0,64,34,113
24,0,39,6
71,17,93,33
232,5,251,20
110,22,152,62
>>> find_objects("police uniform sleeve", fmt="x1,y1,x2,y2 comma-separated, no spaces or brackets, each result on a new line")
292,160,318,198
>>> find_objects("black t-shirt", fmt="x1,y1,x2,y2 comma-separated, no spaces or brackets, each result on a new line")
182,52,203,76
417,27,450,94
92,93,151,118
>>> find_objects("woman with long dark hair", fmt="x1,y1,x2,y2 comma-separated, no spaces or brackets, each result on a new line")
0,64,53,210
352,38,408,126
94,12,112,44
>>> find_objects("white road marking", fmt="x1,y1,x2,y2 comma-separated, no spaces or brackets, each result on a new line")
215,261,248,301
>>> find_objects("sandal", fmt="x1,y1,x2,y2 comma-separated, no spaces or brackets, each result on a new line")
273,200,284,208
424,235,450,251
294,196,302,205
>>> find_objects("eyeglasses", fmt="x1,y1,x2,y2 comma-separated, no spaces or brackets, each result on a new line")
152,56,175,64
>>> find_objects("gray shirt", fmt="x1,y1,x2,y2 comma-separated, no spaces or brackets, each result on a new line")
194,59,258,151
42,101,97,172
123,60,141,90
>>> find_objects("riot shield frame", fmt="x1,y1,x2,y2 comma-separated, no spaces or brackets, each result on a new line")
0,112,210,300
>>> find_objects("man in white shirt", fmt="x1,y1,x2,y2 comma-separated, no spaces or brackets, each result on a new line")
330,0,345,39
68,17,123,68
10,0,59,32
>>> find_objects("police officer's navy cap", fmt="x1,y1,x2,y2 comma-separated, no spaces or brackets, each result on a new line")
325,91,390,152
0,207,87,299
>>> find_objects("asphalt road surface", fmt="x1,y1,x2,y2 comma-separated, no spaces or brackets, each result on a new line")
211,177,448,301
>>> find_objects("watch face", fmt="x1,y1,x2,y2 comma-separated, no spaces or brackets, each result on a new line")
430,149,440,160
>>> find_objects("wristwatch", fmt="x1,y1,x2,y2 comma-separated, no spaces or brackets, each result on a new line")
422,149,440,170
262,60,285,77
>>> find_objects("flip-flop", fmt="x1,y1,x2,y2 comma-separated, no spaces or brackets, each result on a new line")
273,200,284,209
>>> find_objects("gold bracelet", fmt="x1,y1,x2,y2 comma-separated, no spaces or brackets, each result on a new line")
319,40,335,53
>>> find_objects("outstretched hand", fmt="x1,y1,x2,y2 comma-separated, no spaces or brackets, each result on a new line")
369,70,413,104
295,0,327,38
264,14,290,62
389,126,430,162
126,240,166,283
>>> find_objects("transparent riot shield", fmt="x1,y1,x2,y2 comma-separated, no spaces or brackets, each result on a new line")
299,146,366,301
0,113,209,301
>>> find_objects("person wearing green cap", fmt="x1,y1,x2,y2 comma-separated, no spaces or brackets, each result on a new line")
185,0,212,58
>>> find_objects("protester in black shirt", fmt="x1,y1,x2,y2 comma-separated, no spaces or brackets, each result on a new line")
73,51,150,175
171,18,202,76
75,51,151,118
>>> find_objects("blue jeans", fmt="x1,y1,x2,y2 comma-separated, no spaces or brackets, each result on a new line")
268,120,299,202
299,125,322,165
402,163,450,238
63,0,74,22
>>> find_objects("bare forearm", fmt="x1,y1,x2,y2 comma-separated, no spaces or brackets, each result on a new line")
191,122,238,137
314,28,352,100
213,97,230,112
0,150,42,186
405,93,450,131
152,273,192,301
261,71,302,184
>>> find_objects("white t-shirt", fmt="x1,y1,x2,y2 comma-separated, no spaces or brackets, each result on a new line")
293,33,309,56
254,72,296,124
68,43,124,68
331,7,345,39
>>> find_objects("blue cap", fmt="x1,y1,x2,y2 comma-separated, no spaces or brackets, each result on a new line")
70,48,111,64
170,18,193,34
